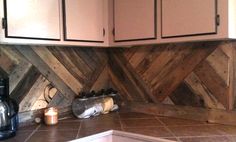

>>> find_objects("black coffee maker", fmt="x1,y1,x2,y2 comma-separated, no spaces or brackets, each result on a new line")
0,78,19,140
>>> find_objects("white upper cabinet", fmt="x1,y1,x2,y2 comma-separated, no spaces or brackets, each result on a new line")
0,0,236,47
63,0,105,42
113,0,156,42
4,0,61,40
161,0,217,38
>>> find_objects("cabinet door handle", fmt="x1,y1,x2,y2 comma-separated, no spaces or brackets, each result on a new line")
103,28,105,37
216,15,220,26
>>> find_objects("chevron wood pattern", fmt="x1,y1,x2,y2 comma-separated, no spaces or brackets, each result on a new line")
109,41,236,110
0,45,109,114
0,41,236,125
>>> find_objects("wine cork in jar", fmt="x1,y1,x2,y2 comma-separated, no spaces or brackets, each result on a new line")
44,107,58,125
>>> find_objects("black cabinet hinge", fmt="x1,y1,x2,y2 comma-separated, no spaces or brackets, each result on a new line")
216,15,220,26
2,18,6,29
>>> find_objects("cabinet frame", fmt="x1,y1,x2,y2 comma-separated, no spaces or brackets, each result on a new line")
3,0,61,41
62,0,105,43
160,0,219,39
113,0,158,42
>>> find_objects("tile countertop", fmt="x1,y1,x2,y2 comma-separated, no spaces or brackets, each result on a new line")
3,112,236,142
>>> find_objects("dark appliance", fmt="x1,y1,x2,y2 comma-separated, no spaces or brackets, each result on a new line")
0,78,19,140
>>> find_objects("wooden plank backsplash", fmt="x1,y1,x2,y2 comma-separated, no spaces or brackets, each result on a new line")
0,41,235,117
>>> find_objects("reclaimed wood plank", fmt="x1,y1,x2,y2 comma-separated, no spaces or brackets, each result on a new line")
0,47,33,93
170,82,205,107
206,48,229,85
109,70,133,101
90,65,109,91
32,46,82,94
194,60,229,108
135,45,164,74
48,47,85,83
143,44,179,83
19,75,49,112
74,48,99,71
109,52,155,103
152,43,217,101
9,61,32,94
82,61,108,92
0,47,16,74
10,66,41,104
48,92,71,108
93,48,108,64
16,46,76,102
63,47,93,76
127,102,236,126
127,102,209,122
185,72,225,109
129,46,152,68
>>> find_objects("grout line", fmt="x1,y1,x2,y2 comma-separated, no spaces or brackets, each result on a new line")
159,124,217,127
76,122,82,138
37,128,79,132
119,117,157,120
155,116,182,142
24,124,41,142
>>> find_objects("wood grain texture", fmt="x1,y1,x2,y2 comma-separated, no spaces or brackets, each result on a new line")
1,41,236,124
109,41,235,110
0,45,109,115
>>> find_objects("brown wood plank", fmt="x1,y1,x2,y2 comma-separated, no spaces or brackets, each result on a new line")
48,92,71,108
123,48,137,60
109,70,133,101
93,48,108,64
0,47,33,93
170,82,205,107
16,46,76,101
9,61,32,94
230,42,236,110
62,47,93,76
109,52,155,103
206,48,229,85
10,66,41,104
126,102,236,126
19,75,49,112
48,47,86,83
194,60,229,108
32,46,82,94
127,102,209,122
185,72,225,109
90,65,109,91
142,44,180,82
208,109,236,126
135,45,165,74
129,46,152,68
74,47,100,71
0,48,17,74
82,61,108,92
152,42,217,101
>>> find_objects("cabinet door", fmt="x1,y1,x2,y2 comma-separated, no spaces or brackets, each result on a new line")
5,0,60,40
114,0,156,42
162,0,217,38
63,0,104,42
